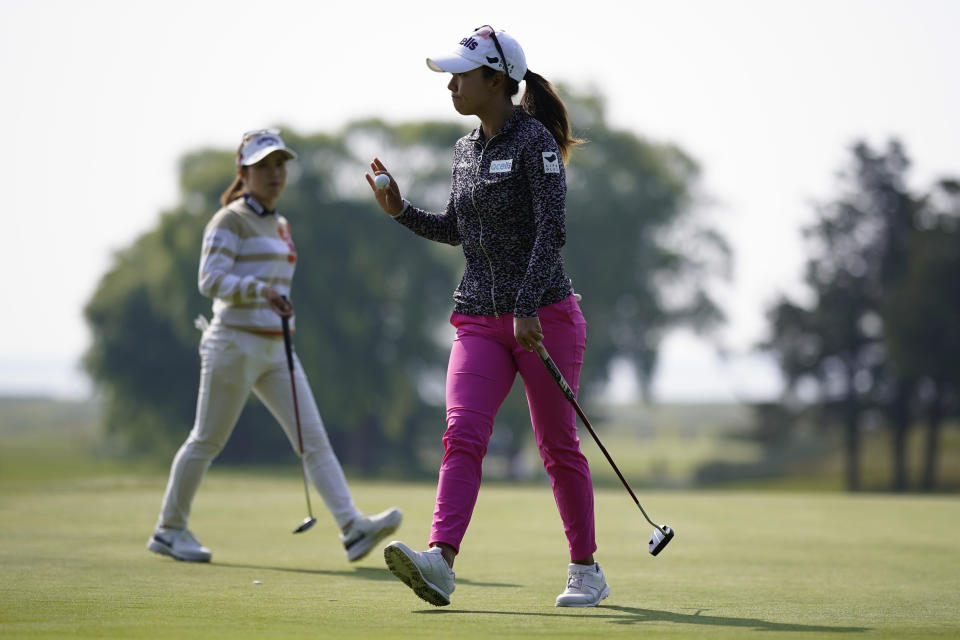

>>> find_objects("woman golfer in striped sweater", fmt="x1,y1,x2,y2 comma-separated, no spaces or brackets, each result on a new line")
366,27,608,607
148,129,400,564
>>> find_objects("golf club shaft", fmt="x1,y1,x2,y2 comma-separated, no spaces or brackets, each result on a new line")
535,344,662,530
282,315,314,519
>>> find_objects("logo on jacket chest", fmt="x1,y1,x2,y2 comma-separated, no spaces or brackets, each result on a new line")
489,159,513,173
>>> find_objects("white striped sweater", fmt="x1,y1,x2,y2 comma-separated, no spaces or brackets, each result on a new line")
198,197,297,335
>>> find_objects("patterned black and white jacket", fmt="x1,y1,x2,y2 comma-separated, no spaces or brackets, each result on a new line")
395,108,573,318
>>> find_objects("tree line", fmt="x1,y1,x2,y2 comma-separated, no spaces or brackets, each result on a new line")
84,91,958,491
762,140,960,492
83,89,727,477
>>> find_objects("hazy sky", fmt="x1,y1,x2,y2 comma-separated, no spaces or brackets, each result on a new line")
3,0,958,402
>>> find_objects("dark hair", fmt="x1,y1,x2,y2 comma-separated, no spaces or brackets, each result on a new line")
482,67,583,161
220,174,244,207
220,139,249,206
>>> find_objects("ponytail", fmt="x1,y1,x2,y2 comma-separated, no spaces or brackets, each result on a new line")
482,67,584,162
220,137,248,206
220,175,244,207
520,71,583,162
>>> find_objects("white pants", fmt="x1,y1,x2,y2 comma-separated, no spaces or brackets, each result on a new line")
156,324,361,531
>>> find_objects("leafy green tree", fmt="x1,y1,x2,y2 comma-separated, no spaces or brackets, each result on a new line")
764,280,875,491
763,140,958,491
86,129,462,474
84,204,208,455
850,142,920,492
564,90,729,397
883,179,960,491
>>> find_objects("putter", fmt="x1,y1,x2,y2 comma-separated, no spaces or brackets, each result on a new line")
535,344,675,556
282,313,316,534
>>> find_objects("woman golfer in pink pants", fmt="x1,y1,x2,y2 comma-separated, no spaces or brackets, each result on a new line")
148,129,401,564
366,26,609,608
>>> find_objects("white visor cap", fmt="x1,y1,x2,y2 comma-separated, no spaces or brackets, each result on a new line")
427,26,527,83
238,131,297,167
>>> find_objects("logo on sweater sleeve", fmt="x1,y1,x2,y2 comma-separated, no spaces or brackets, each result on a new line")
542,152,560,174
278,222,297,263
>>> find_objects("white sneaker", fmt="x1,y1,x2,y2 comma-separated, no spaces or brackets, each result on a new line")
383,542,455,607
341,507,403,562
555,562,610,607
147,527,212,562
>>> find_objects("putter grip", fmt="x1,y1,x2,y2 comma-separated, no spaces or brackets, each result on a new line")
281,315,294,372
535,345,576,403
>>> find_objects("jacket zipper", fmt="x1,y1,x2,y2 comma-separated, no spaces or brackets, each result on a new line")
471,133,503,317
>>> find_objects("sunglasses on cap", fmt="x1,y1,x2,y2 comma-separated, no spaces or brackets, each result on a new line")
474,25,510,79
241,127,282,143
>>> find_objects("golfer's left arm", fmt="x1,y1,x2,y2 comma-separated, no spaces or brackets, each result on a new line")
514,136,567,350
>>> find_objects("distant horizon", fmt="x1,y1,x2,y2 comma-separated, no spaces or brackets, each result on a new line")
0,335,783,405
0,390,768,407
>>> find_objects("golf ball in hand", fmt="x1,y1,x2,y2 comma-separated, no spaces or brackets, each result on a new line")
374,173,391,190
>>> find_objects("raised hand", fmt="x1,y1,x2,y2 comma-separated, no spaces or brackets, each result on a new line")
365,157,405,217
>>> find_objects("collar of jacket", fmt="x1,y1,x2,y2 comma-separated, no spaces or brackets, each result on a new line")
468,107,527,144
242,193,275,217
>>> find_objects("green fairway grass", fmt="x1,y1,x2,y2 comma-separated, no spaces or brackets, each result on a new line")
2,471,958,639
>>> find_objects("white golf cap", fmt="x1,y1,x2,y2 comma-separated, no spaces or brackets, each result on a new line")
237,129,297,167
427,26,527,83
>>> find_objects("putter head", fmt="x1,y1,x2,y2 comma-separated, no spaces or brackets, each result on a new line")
292,517,317,534
649,525,674,556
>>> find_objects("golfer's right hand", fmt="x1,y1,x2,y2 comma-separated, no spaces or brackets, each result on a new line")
266,287,293,317
365,157,405,217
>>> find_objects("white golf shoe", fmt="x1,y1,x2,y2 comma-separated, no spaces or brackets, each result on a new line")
147,527,212,562
383,542,456,607
555,562,610,607
341,507,403,562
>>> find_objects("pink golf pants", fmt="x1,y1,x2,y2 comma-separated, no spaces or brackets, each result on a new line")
430,294,597,561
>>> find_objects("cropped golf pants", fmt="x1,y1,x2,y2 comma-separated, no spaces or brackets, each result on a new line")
156,324,361,531
430,294,596,561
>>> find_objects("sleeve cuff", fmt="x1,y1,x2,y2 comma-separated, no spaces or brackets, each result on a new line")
391,199,412,218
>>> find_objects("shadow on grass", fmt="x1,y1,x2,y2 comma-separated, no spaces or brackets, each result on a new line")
215,563,519,588
417,604,868,633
